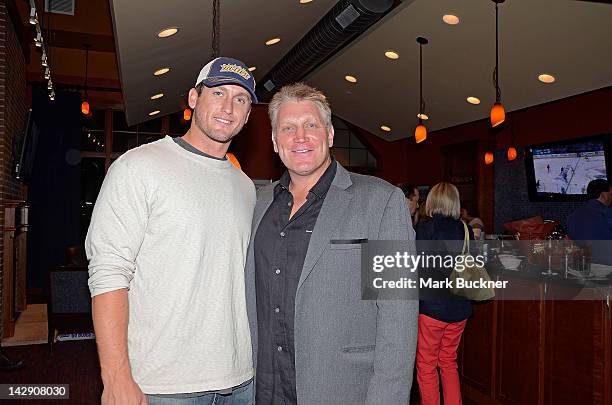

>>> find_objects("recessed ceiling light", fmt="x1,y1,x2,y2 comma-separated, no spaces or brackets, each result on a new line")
248,66,256,72
150,93,164,100
154,67,170,76
265,37,281,46
299,0,313,3
538,73,556,83
442,14,460,25
149,110,160,116
384,51,399,60
416,113,429,120
467,96,481,105
157,27,178,38
381,125,391,132
345,75,357,83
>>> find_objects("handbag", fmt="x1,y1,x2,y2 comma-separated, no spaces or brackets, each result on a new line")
450,222,496,301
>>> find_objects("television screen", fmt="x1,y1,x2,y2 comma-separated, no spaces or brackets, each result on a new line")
526,135,610,201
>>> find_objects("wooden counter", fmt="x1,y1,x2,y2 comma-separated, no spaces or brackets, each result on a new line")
459,292,612,404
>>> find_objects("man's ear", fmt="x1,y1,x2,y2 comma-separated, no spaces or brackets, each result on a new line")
327,125,335,148
244,107,251,125
272,132,278,153
188,88,198,109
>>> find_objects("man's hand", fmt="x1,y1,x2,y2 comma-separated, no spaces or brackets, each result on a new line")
101,372,147,405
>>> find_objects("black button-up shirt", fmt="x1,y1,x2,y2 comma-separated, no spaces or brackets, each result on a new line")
254,160,337,405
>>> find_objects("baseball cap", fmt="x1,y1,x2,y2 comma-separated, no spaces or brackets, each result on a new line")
195,57,258,103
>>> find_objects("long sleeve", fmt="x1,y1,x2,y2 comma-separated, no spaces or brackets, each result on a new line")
85,159,148,297
366,187,418,404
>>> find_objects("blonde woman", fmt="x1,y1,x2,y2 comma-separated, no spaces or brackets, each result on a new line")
415,182,473,405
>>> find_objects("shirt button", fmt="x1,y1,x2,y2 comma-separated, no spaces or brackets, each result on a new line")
280,231,286,237
274,307,280,313
275,268,281,275
287,201,292,207
277,346,283,352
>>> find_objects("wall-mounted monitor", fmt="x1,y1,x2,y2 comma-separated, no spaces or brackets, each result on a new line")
525,134,610,201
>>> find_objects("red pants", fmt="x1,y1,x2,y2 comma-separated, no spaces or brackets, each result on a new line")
416,314,467,405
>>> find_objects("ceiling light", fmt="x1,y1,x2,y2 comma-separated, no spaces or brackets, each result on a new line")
265,38,281,46
154,67,170,76
149,110,160,116
44,67,50,80
150,93,164,100
34,32,42,47
344,75,357,83
416,113,429,120
157,27,179,38
300,0,313,3
29,6,37,25
414,37,429,144
248,66,256,72
380,125,391,132
490,0,506,128
442,14,460,25
467,97,481,105
384,51,399,60
538,74,555,83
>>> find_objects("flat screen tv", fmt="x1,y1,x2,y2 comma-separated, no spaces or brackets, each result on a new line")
525,134,610,201
13,109,40,183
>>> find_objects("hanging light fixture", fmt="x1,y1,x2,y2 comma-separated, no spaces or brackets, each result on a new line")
484,151,495,165
81,44,91,116
507,114,517,161
414,37,429,144
507,147,517,161
183,108,192,121
490,0,505,128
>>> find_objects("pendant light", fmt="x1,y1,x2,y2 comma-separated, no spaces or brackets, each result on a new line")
507,114,517,161
81,44,91,116
183,108,192,121
490,0,505,127
484,151,494,165
414,37,428,144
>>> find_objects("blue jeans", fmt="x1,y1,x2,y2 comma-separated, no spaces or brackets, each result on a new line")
146,380,253,405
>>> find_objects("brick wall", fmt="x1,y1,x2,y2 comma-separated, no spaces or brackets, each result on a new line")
0,0,28,338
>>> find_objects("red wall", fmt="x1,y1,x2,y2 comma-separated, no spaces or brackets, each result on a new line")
233,87,612,184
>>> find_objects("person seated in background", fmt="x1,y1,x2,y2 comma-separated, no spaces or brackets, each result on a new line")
401,183,420,226
461,205,485,240
567,179,612,265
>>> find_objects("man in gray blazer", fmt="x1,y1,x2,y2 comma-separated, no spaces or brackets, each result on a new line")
245,82,418,405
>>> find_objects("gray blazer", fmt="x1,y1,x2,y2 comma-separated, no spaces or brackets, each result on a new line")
245,163,418,405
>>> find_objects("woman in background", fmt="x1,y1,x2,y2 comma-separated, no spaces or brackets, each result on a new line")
416,182,473,405
461,205,485,240
400,183,420,226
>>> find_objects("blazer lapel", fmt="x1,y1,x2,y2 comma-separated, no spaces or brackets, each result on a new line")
252,182,276,236
297,164,353,291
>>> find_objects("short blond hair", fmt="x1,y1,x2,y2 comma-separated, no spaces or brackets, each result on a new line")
425,182,461,219
268,82,332,135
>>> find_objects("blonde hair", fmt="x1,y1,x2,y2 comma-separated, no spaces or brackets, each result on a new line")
268,82,332,135
425,182,461,219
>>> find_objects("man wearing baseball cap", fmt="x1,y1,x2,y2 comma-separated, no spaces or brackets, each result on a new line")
86,57,258,405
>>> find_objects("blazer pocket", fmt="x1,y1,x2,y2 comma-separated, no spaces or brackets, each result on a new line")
329,239,368,250
341,344,376,353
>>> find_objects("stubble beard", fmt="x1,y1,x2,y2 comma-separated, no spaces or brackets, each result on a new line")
194,110,237,145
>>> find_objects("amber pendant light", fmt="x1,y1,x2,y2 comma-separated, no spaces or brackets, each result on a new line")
490,0,505,127
414,37,429,143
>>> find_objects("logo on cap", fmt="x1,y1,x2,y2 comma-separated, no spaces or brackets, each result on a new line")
220,64,251,81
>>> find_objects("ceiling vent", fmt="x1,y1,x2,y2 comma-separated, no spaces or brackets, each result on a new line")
45,0,75,16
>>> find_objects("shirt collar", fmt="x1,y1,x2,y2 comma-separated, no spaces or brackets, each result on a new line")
276,158,337,199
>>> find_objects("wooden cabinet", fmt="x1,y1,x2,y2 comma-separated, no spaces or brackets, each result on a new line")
460,294,612,405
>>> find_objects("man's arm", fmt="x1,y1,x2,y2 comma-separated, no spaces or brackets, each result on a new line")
366,186,418,405
93,290,146,405
85,159,148,404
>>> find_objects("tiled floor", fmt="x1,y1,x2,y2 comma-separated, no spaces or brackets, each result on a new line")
2,303,48,346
